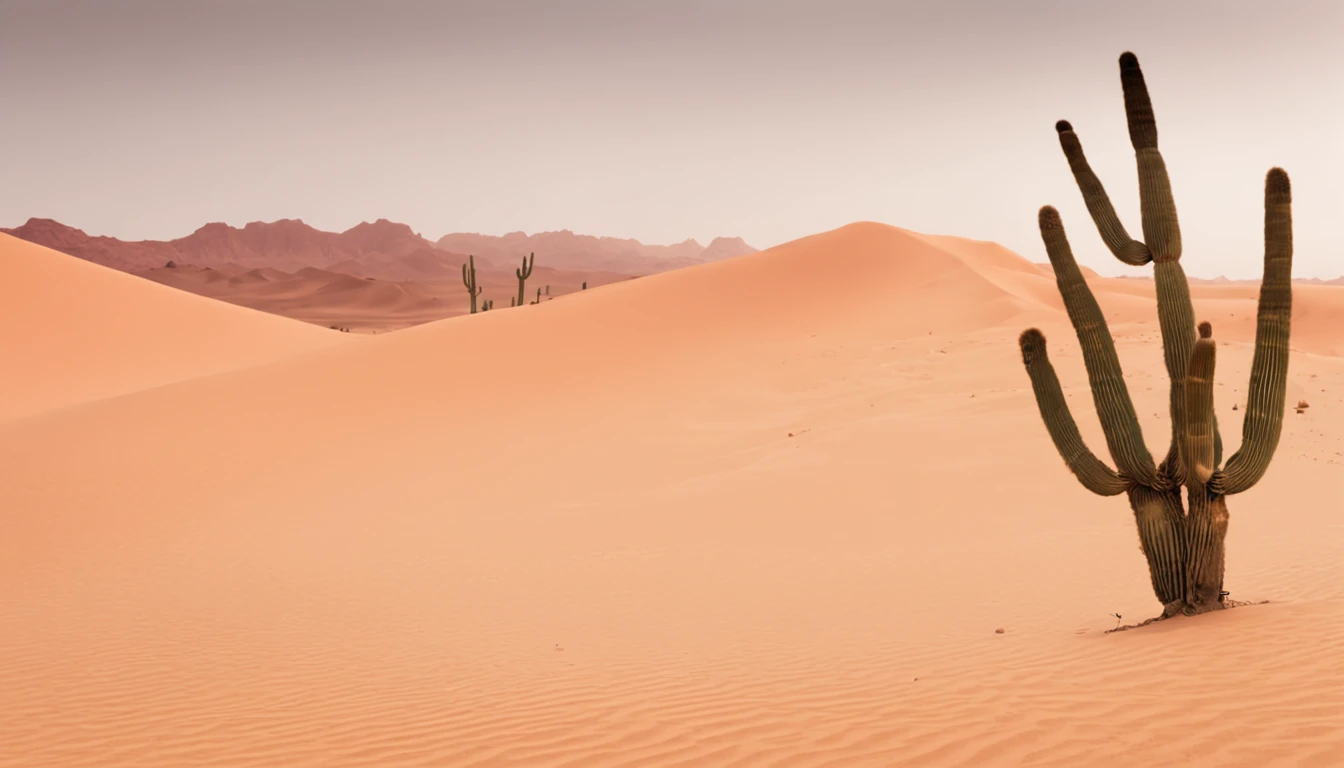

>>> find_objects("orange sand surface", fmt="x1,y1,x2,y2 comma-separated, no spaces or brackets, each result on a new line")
1,225,1340,766
0,234,344,422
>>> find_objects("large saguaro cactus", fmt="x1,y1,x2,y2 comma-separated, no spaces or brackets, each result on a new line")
515,252,534,308
1018,52,1293,618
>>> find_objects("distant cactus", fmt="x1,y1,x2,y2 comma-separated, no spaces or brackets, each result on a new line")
480,299,494,312
515,252,534,308
1018,52,1293,619
545,284,550,295
510,296,517,307
533,287,541,305
461,255,482,313
582,281,587,290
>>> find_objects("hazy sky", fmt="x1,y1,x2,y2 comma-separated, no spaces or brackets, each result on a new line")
1,0,1341,277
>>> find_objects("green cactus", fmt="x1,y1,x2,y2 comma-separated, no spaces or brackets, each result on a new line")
1019,52,1293,618
461,255,483,314
515,252,534,308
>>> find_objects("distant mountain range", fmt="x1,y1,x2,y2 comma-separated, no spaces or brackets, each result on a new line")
435,230,757,273
2,218,758,281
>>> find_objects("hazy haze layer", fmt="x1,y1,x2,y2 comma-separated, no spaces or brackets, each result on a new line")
1,0,1341,277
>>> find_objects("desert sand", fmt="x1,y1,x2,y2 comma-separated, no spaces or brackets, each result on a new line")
0,235,345,422
1,224,1341,766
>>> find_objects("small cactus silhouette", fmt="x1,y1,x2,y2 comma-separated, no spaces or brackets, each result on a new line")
461,255,482,314
515,252,534,308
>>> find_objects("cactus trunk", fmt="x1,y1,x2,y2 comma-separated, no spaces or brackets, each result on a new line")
1126,486,1227,617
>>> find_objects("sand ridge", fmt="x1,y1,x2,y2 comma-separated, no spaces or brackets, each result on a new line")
1,223,1340,766
0,233,345,423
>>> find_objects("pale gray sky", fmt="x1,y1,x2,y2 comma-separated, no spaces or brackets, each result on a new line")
1,0,1340,277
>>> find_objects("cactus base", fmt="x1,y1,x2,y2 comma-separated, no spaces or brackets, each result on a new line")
1130,486,1229,617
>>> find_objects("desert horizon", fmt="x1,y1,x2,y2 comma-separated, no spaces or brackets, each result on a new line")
2,1,1342,766
11,215,1344,337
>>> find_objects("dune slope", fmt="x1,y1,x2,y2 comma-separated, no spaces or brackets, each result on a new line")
0,233,343,422
1,223,1340,767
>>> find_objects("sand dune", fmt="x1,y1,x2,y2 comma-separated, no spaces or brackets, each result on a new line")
0,234,343,423
1,223,1340,766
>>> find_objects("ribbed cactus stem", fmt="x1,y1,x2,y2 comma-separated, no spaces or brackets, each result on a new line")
1039,206,1157,486
1154,259,1198,480
1119,52,1157,150
1119,52,1182,262
1128,486,1186,607
1055,121,1151,266
515,252,534,307
1182,323,1217,489
1218,168,1293,495
1019,329,1127,496
1183,489,1230,613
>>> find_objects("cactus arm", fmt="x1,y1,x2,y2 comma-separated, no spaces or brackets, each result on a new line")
1039,206,1158,486
1120,52,1182,263
1182,323,1217,489
1054,53,1183,268
1216,168,1293,495
1019,329,1128,496
1055,121,1151,266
